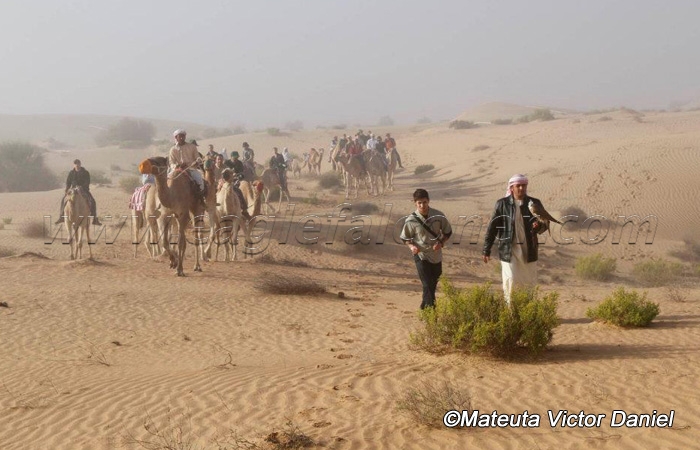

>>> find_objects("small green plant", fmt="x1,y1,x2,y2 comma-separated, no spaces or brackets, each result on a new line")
414,164,435,175
633,259,683,286
575,253,617,281
90,169,112,185
3,217,12,224
318,172,341,189
586,287,659,327
119,175,142,194
411,281,559,356
449,120,477,130
396,379,472,428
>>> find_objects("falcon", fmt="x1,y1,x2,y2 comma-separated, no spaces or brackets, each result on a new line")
528,200,562,234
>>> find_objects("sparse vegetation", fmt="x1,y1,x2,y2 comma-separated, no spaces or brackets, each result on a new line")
331,124,347,130
518,109,555,123
597,116,613,122
351,202,380,215
266,127,283,136
410,281,559,357
318,172,341,189
214,420,315,450
19,220,46,239
575,253,617,281
586,287,659,327
0,142,59,192
120,175,142,194
414,164,435,175
633,259,683,287
396,379,472,428
301,193,320,205
0,246,16,257
449,120,478,130
95,118,155,147
666,286,687,303
90,169,112,185
492,118,513,125
257,273,326,296
2,217,11,224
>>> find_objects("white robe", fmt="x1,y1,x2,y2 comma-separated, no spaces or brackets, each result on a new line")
501,199,538,303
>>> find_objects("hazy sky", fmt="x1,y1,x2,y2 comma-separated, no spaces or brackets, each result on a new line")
2,0,699,128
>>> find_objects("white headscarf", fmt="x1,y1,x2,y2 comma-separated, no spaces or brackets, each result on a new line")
173,129,186,137
505,174,528,197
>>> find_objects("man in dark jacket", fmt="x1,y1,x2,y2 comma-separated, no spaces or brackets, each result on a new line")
55,159,101,225
269,147,288,191
482,174,547,303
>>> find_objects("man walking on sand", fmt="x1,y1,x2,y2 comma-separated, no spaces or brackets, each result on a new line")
482,174,549,303
401,189,452,309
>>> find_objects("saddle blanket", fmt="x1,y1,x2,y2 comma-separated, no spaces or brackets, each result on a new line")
129,184,151,211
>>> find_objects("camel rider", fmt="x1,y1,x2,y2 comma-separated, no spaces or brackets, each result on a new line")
375,136,388,171
282,147,292,165
168,129,206,203
206,144,218,160
385,133,404,168
220,168,252,221
328,137,338,162
55,159,101,225
270,147,288,192
347,137,367,174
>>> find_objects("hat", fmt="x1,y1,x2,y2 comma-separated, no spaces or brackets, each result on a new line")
231,151,240,158
73,159,81,165
191,139,199,146
242,142,249,148
173,129,186,137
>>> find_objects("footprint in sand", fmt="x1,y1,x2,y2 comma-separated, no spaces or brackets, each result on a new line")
316,364,334,369
362,303,374,307
332,383,353,390
350,312,365,317
334,354,354,359
339,338,354,344
355,371,373,377
348,324,363,329
313,421,332,428
326,331,345,336
330,348,346,352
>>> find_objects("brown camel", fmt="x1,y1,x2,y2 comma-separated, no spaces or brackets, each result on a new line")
289,159,303,178
63,187,93,260
210,179,262,261
202,160,222,261
139,156,205,276
239,180,264,218
365,151,387,196
387,149,398,191
336,153,369,199
260,168,290,213
308,148,324,175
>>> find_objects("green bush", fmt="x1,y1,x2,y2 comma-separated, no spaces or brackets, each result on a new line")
119,175,141,194
0,142,59,192
633,259,683,286
586,288,659,327
2,217,11,225
414,164,435,175
266,127,282,136
318,172,341,189
90,169,112,185
449,120,477,130
517,109,555,124
575,253,617,281
411,281,559,356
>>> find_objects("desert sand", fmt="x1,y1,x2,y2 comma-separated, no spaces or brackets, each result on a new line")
1,107,699,449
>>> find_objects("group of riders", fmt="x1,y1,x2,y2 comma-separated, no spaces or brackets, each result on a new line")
328,130,405,174
54,128,405,226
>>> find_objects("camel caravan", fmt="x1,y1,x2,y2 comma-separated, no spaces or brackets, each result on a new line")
58,128,404,275
328,131,404,199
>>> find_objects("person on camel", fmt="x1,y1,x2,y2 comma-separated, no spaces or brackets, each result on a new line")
55,159,101,225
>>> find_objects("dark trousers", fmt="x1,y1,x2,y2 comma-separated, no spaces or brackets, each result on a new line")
414,255,442,309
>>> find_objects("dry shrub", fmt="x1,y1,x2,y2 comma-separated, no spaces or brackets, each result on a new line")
350,202,380,215
19,220,46,238
633,259,683,287
0,142,59,192
414,164,435,175
215,420,315,449
257,273,325,296
396,379,472,428
666,286,687,303
123,407,199,450
669,236,700,262
575,253,617,281
0,247,15,257
449,120,478,130
318,172,341,189
120,175,141,193
492,118,513,125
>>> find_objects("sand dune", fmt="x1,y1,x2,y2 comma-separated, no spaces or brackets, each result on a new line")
1,109,699,449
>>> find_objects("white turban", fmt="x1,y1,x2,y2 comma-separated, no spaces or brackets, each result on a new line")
173,129,186,137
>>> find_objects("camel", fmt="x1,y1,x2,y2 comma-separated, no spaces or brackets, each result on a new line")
239,180,264,218
365,151,387,196
289,159,303,178
139,156,205,276
63,187,93,260
308,148,324,175
202,160,222,261
214,180,248,261
387,149,398,191
260,168,290,213
336,153,369,199
210,180,263,261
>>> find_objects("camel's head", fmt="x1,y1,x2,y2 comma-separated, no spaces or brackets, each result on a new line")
253,180,264,193
139,157,168,175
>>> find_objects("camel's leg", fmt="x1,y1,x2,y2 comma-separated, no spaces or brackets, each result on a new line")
176,220,187,276
193,216,203,272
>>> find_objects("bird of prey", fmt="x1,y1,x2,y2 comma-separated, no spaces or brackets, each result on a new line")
529,200,562,234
